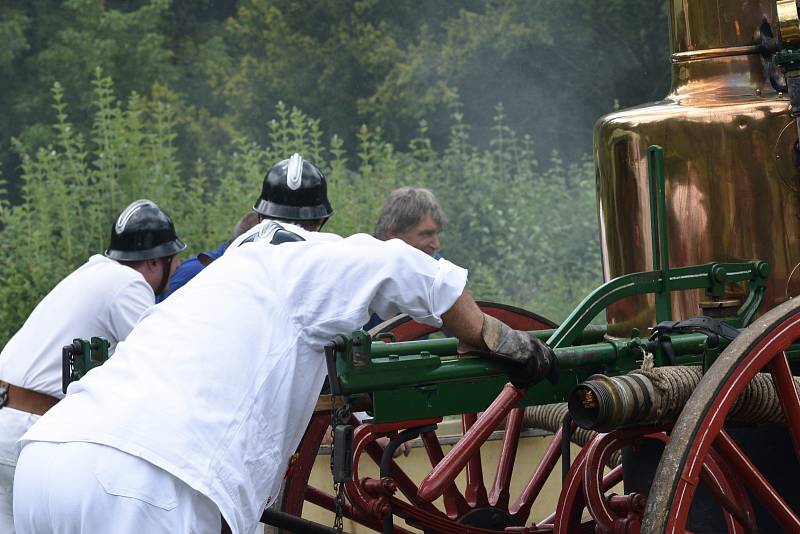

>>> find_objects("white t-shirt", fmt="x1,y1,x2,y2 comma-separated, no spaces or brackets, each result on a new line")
22,229,468,534
0,254,154,398
0,255,153,468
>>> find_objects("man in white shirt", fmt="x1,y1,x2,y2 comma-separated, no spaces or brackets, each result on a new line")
0,199,186,532
12,158,556,534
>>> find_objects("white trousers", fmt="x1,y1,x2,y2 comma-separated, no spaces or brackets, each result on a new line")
1,462,15,532
13,441,221,534
0,407,40,534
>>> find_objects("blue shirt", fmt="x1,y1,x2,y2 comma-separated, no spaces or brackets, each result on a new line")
157,242,228,302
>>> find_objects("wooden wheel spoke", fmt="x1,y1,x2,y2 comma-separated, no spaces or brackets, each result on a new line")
716,430,800,531
553,450,590,534
769,351,800,462
461,412,489,507
489,407,523,508
601,464,623,489
698,449,757,532
509,425,563,521
421,431,470,518
418,384,526,504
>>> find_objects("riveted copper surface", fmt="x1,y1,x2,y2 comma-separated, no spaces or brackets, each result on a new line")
595,0,800,334
669,0,778,53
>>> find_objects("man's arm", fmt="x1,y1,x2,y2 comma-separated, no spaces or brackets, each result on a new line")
440,291,487,350
442,290,559,389
107,279,154,348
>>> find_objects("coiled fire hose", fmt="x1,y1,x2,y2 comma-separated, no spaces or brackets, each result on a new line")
567,354,796,433
522,354,800,468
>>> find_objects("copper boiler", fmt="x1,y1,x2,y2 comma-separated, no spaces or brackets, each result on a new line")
594,0,800,333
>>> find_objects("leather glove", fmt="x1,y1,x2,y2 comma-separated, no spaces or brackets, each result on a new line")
459,314,559,389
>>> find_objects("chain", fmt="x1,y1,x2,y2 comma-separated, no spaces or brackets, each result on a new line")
330,399,351,534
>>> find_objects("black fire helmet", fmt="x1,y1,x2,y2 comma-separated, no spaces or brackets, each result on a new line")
253,153,334,222
104,199,187,262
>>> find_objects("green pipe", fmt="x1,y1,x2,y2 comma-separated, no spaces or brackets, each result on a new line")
343,333,710,394
368,324,610,358
370,338,458,357
648,145,672,323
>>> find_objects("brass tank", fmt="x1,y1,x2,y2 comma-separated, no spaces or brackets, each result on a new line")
595,0,800,333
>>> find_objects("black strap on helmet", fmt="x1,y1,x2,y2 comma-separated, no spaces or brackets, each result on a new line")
154,256,173,296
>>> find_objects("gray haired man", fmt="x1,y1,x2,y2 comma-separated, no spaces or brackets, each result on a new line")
374,187,446,257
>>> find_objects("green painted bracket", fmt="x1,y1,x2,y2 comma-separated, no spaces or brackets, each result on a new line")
648,145,672,323
62,336,109,393
546,261,769,350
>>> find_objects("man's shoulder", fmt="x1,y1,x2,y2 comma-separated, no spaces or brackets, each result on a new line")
65,255,148,295
307,231,343,243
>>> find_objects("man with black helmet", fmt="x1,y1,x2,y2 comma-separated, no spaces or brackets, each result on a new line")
250,152,334,231
227,153,336,252
0,198,185,532
156,153,331,305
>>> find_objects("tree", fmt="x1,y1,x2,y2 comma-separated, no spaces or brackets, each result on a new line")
0,76,601,341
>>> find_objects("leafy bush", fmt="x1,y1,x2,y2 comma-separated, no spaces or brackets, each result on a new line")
0,73,601,343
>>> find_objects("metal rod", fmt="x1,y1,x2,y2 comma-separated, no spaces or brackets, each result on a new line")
648,144,672,323
561,412,572,481
368,325,610,358
379,425,437,534
260,508,346,534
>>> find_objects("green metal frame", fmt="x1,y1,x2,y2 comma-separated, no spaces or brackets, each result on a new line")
62,336,109,393
333,255,768,423
332,145,771,423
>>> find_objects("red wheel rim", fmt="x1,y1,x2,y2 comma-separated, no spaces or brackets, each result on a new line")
643,297,800,533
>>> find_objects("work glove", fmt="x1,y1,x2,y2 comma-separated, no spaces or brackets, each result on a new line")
459,314,559,389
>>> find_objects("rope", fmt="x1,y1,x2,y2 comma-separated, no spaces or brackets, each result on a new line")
522,402,621,466
630,353,702,423
633,353,797,425
521,354,800,467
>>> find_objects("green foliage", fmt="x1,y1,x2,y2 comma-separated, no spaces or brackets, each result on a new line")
0,75,601,342
201,0,668,159
0,1,669,222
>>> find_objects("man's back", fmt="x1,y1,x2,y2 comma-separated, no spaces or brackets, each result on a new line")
0,254,153,398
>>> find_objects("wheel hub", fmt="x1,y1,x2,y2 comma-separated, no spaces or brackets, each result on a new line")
457,507,522,530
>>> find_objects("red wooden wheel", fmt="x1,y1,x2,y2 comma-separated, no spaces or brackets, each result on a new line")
279,302,563,532
278,301,753,533
553,430,751,534
643,297,800,533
